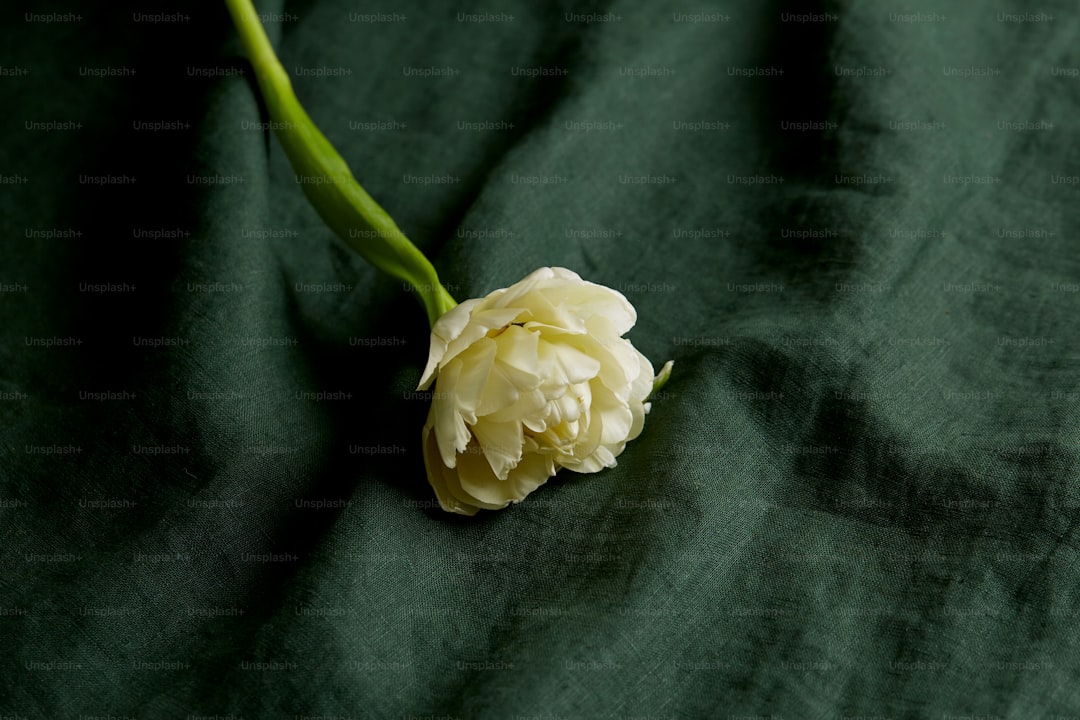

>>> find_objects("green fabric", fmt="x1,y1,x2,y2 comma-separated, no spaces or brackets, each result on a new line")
2,1,1078,717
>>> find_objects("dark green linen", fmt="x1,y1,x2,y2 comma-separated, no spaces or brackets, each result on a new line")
1,1,1077,717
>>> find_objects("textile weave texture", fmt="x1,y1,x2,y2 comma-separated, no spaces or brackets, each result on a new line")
1,0,1078,717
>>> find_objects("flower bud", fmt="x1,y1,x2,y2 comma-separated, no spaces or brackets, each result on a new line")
418,267,669,514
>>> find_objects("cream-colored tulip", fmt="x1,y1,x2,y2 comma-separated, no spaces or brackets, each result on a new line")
418,267,671,515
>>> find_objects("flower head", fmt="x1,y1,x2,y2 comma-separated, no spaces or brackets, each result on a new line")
418,267,669,515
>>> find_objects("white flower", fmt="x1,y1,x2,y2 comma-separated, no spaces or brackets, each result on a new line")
417,267,670,515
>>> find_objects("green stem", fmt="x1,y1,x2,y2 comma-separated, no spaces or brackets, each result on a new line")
645,360,674,402
223,0,457,327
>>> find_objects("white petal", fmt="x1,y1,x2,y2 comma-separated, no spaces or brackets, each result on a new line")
485,267,559,309
593,444,618,468
538,278,636,336
631,350,657,403
627,398,647,442
557,389,601,463
547,267,584,282
441,306,524,369
554,342,602,384
491,325,542,380
558,336,635,399
515,288,585,333
596,394,634,446
484,388,548,426
538,339,601,387
452,337,497,424
418,299,482,390
445,464,505,512
422,415,478,516
507,450,557,503
557,392,581,424
522,320,588,337
433,360,470,468
563,445,612,474
521,414,548,433
476,362,523,417
455,440,520,508
472,417,523,481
